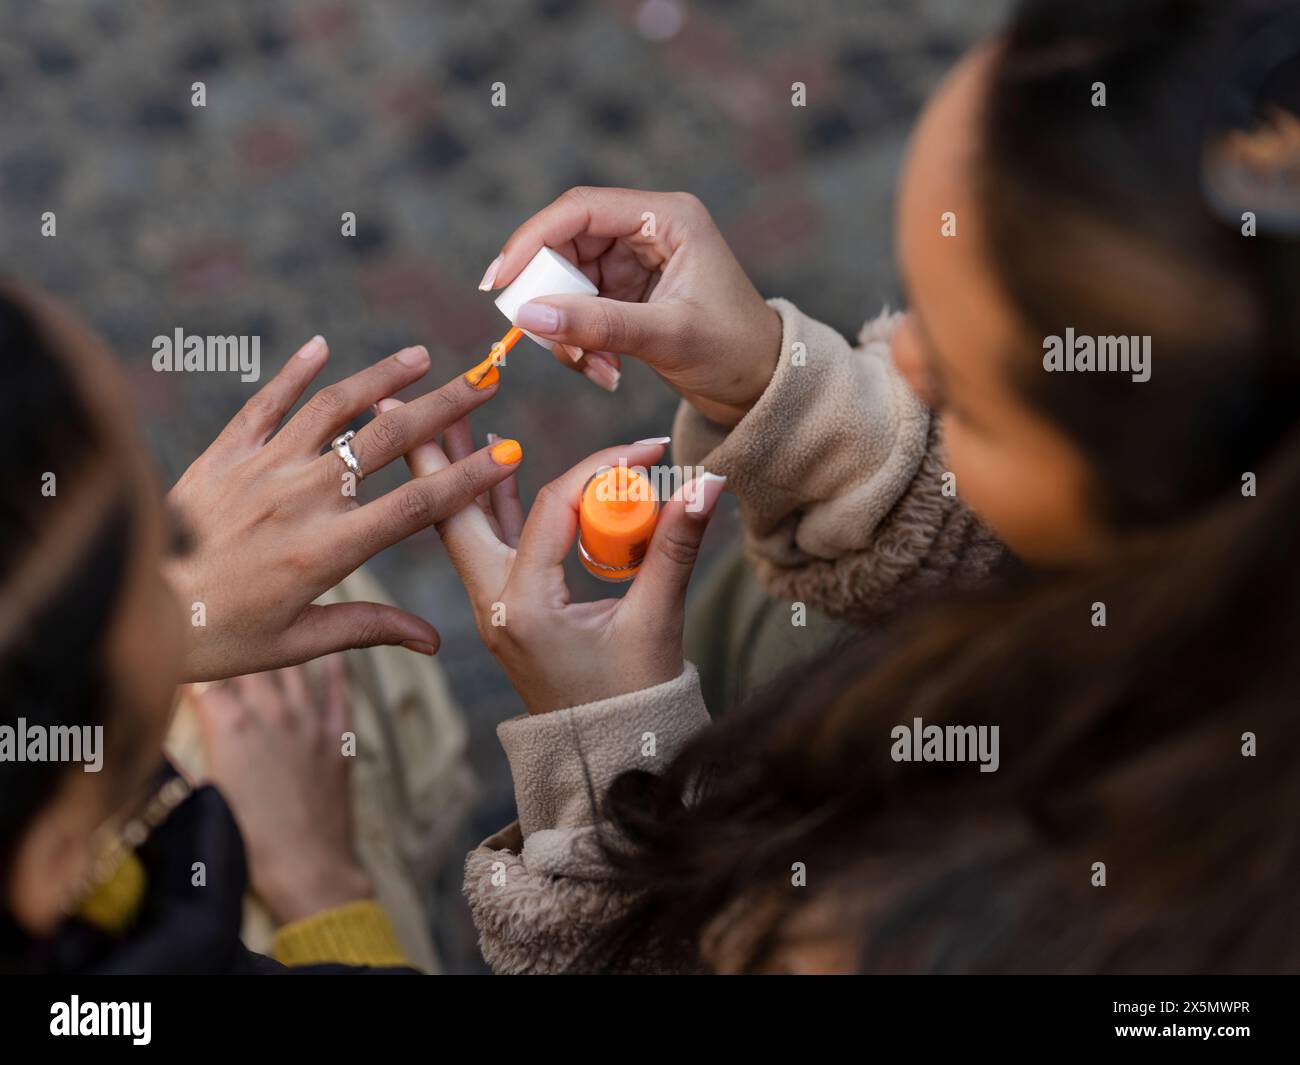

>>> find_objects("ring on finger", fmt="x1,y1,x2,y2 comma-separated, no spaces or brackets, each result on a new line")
332,430,364,481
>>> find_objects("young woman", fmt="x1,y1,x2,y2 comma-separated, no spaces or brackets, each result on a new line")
408,0,1300,972
0,282,520,971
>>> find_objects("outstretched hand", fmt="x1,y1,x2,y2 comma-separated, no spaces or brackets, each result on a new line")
167,337,522,682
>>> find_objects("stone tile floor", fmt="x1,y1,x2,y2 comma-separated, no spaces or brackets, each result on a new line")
0,0,1009,971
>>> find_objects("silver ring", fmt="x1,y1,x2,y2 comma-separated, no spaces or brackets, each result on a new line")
331,430,363,481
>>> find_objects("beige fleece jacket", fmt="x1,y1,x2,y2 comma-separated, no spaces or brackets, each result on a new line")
464,299,1005,974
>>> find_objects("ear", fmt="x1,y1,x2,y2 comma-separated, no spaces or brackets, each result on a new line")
1203,106,1300,229
5,770,106,936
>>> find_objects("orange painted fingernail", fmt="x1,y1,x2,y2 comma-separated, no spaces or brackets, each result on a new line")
466,328,523,388
490,438,522,465
465,355,500,389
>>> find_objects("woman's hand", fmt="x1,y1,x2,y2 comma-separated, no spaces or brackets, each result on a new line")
166,336,522,682
481,187,782,427
377,397,725,714
193,658,369,925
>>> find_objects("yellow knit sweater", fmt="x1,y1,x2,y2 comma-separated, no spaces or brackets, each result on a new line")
78,851,410,969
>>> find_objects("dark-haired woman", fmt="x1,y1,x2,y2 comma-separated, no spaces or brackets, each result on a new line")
423,0,1300,972
0,282,518,972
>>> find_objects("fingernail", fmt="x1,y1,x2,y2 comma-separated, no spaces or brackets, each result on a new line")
516,302,560,334
686,472,727,519
376,397,402,414
635,436,671,446
558,343,585,363
486,432,500,444
400,640,437,656
298,335,327,360
465,355,501,389
490,438,523,465
396,345,429,367
478,255,503,291
583,355,621,393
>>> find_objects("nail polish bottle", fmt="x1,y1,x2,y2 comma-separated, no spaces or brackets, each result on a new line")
578,465,659,582
494,247,598,352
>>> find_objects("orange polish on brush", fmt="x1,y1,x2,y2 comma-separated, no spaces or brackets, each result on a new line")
466,326,524,388
578,465,659,583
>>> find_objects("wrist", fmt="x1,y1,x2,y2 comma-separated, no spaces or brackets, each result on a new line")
694,303,783,428
258,858,373,925
746,301,783,408
522,655,684,716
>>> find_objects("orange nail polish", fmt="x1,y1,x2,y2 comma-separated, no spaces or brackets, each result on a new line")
578,465,659,583
465,356,500,389
466,327,524,388
490,438,523,465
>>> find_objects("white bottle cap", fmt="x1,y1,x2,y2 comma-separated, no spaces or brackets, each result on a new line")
494,246,598,351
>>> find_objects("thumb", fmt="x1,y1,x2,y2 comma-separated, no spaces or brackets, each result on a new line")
625,473,727,620
514,294,688,364
284,601,440,660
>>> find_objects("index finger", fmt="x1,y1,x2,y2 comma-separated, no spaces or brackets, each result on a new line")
336,440,523,575
375,397,507,599
491,187,681,290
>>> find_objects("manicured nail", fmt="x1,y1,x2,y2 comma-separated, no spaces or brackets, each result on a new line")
635,436,672,446
478,255,503,291
400,640,437,656
490,438,523,465
515,301,560,334
486,432,500,444
465,355,501,389
298,335,327,360
376,397,402,414
559,343,585,363
582,354,620,393
396,345,429,367
686,472,727,519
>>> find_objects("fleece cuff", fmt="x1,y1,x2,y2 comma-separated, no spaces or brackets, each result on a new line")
497,664,710,840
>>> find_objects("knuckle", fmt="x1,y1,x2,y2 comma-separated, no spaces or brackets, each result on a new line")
655,525,701,569
354,617,388,648
534,478,564,510
240,389,279,424
307,385,347,419
453,458,484,502
591,301,625,351
369,415,407,456
671,191,706,218
282,546,317,577
397,485,436,528
431,383,463,421
562,185,595,207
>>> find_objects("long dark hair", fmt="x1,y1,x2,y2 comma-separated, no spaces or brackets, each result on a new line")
583,0,1300,973
0,288,134,880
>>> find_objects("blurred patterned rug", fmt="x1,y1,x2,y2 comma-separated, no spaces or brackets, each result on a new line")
0,0,1009,971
